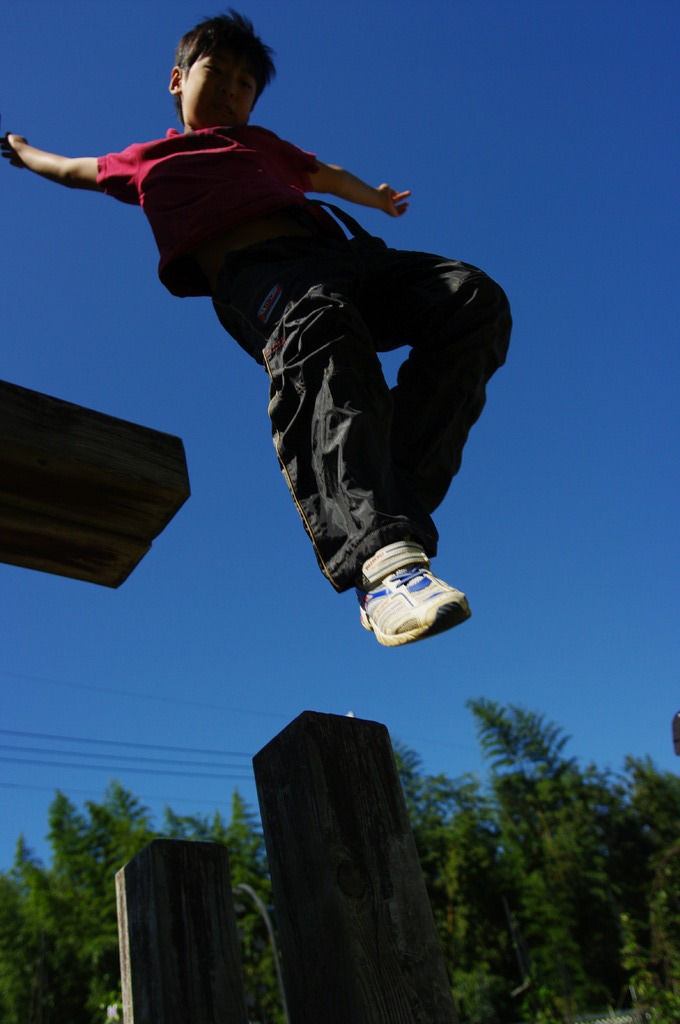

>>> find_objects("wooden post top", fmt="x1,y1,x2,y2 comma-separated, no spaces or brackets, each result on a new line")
254,711,459,1024
116,839,249,1024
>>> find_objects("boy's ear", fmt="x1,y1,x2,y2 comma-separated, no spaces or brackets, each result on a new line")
169,65,184,96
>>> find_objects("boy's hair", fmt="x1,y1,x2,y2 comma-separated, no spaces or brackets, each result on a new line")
173,10,275,119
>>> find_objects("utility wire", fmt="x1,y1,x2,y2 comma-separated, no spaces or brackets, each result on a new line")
0,741,251,770
0,756,252,780
0,668,287,719
0,728,252,758
0,669,478,755
0,727,255,778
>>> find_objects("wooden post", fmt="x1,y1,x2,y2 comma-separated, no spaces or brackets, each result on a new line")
253,711,459,1024
0,379,190,586
115,839,249,1024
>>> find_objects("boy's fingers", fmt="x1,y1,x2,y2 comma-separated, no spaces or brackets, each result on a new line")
1,134,28,167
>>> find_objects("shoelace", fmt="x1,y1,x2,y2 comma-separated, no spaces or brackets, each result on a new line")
358,566,433,602
378,567,432,592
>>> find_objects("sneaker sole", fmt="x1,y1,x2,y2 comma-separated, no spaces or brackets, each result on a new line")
361,595,471,648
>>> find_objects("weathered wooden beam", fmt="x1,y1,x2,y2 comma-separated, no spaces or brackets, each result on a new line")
0,379,190,586
254,711,459,1024
116,839,249,1024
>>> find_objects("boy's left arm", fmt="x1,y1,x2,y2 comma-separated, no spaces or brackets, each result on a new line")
309,161,410,217
2,133,101,190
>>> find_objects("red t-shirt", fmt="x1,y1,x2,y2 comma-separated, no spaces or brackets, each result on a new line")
97,125,336,297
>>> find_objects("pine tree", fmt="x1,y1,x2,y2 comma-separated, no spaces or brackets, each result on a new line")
467,699,628,1021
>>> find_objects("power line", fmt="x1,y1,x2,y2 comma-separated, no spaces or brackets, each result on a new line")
0,743,252,772
0,727,252,759
0,672,476,757
0,756,252,780
0,728,256,781
0,668,288,719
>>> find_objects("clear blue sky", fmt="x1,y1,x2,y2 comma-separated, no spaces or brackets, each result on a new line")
1,0,678,870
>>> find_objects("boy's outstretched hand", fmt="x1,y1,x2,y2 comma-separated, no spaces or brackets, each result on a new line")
1,133,28,168
0,132,100,189
310,162,410,218
377,184,411,217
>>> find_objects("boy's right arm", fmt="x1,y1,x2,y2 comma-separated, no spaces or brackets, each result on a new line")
1,133,102,191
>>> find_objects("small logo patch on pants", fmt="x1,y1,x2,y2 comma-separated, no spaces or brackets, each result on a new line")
258,284,283,324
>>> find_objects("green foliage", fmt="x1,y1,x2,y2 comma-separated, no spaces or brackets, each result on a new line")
0,862,38,1024
397,699,680,1023
466,700,635,1021
0,786,156,1024
622,840,680,1022
0,784,284,1024
2,704,680,1024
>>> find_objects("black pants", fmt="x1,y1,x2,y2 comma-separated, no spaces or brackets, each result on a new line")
212,229,511,592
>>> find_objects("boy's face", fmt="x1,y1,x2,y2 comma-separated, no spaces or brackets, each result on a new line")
169,49,258,131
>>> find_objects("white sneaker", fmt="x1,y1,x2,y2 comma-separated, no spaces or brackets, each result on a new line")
356,565,471,647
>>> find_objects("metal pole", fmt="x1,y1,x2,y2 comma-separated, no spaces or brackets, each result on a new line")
232,883,291,1024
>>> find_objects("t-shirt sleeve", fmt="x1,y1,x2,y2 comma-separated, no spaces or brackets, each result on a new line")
267,133,319,191
97,145,143,206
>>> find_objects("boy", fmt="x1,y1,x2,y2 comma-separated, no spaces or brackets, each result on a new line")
1,11,511,647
